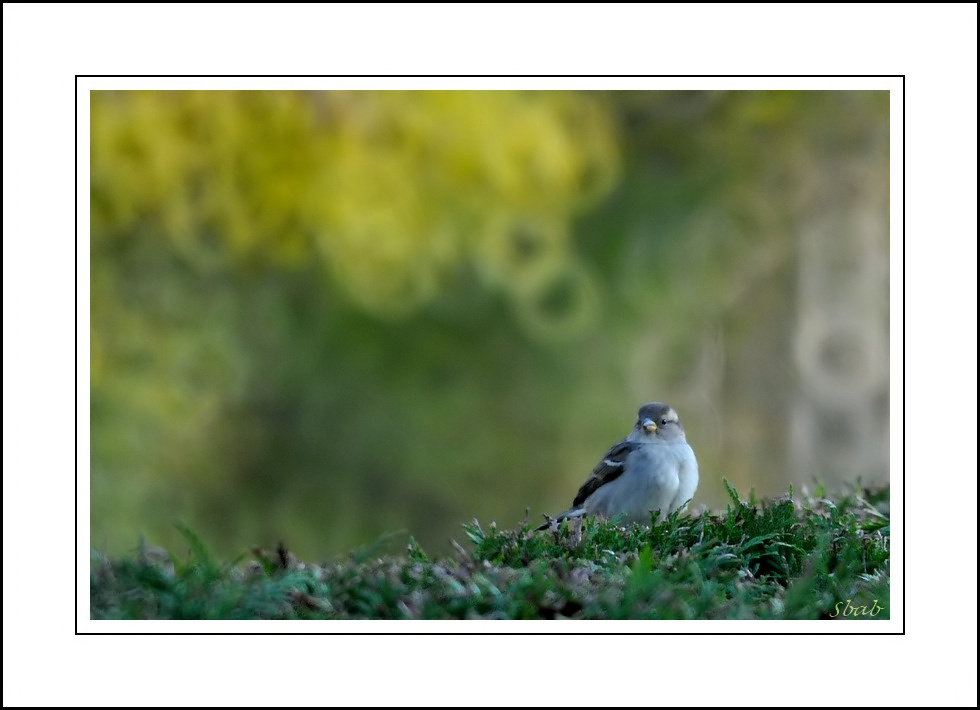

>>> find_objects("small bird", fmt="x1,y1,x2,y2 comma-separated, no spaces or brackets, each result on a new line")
537,402,698,530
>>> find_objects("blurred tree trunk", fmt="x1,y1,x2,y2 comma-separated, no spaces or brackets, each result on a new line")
790,114,890,488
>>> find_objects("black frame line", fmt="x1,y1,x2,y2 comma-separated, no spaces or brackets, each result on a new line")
77,74,904,634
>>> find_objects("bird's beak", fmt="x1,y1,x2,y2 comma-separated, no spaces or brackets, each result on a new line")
641,418,657,433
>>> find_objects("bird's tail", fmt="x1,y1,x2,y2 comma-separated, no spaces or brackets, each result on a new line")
535,507,587,531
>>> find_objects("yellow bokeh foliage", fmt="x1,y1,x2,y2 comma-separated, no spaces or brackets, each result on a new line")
91,90,619,333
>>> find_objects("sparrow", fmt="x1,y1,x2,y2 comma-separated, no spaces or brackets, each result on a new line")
537,402,698,530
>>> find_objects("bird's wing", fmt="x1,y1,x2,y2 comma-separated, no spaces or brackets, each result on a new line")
571,439,638,507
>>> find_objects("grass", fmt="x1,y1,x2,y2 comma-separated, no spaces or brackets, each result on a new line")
90,482,890,620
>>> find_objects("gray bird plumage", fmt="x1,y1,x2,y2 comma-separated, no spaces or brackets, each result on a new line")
538,402,698,530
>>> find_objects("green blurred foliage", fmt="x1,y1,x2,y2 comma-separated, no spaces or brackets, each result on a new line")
89,90,889,559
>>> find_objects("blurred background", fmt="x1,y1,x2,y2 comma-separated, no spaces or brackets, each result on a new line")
89,90,890,560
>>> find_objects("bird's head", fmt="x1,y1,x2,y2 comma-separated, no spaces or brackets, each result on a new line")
629,402,686,443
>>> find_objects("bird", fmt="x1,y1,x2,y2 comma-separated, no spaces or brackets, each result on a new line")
537,402,698,530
